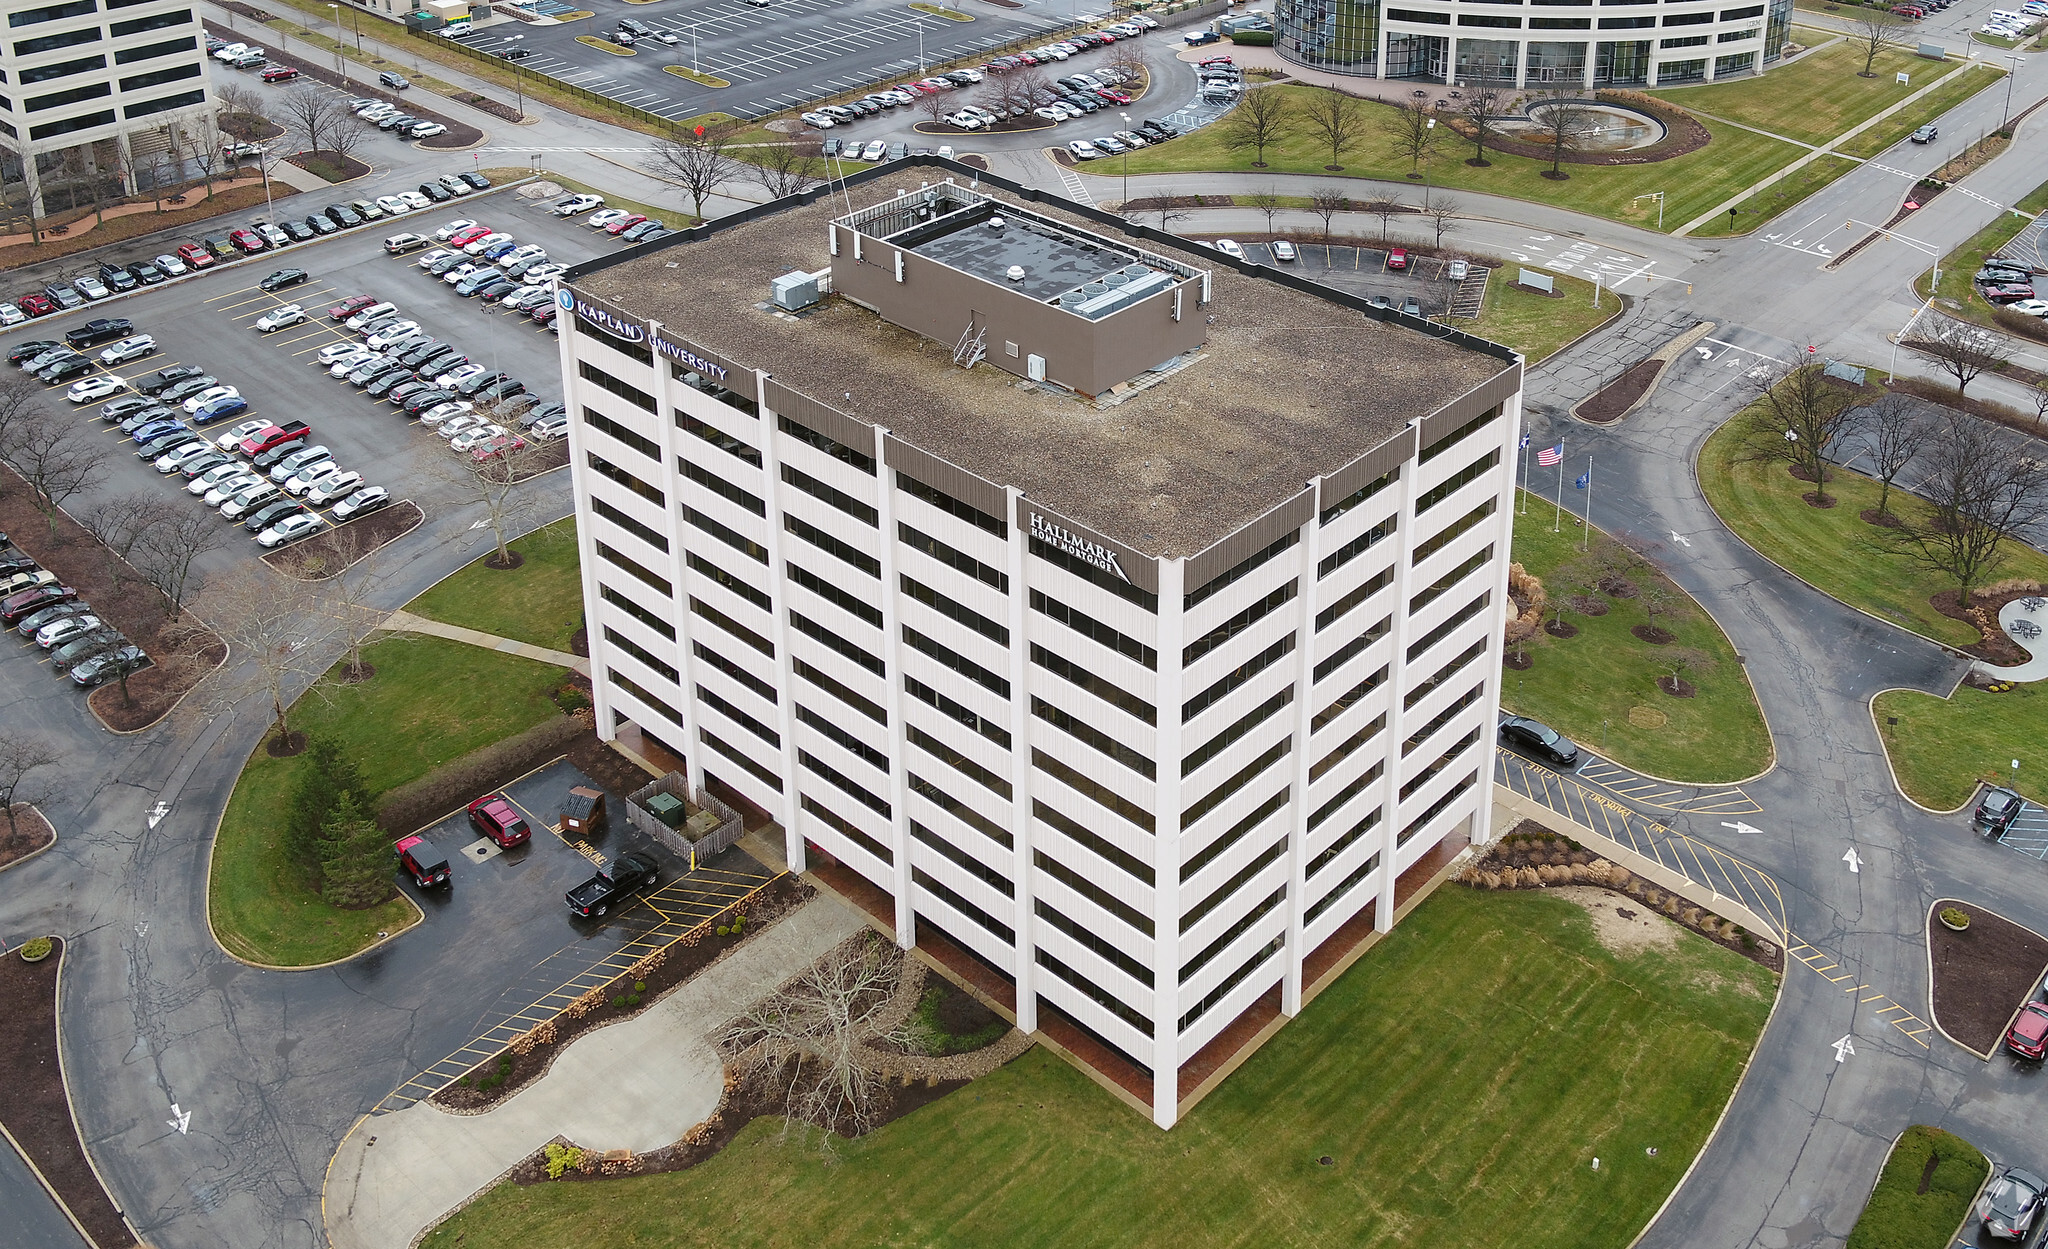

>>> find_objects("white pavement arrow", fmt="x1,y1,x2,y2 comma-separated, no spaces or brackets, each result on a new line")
146,800,170,829
1721,820,1763,835
167,1103,191,1135
1844,846,1863,874
1669,531,1692,547
1696,345,1713,360
1832,1035,1855,1063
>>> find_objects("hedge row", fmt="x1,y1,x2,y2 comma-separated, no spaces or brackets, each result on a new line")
1846,1125,1987,1249
375,712,592,835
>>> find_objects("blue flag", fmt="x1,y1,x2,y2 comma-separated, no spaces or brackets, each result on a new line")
1519,434,1530,449
1574,473,1590,490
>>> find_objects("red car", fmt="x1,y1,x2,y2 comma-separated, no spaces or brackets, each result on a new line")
228,227,267,253
261,65,299,82
17,294,55,317
603,213,649,235
530,305,557,325
2010,1002,2048,1059
394,835,451,887
1387,247,1409,271
1,584,78,626
447,224,492,247
472,433,527,461
1198,54,1234,66
239,420,310,456
1985,282,2036,304
175,241,216,269
328,294,378,321
467,793,532,847
1096,89,1133,104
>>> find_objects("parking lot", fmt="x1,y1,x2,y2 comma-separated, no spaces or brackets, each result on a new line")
1194,238,1477,319
5,183,630,561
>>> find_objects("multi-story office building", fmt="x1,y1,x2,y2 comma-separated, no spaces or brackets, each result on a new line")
1,0,213,213
1273,0,1792,85
558,164,1522,1127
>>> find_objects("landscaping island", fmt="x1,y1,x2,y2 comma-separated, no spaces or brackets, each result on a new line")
1845,1126,1987,1249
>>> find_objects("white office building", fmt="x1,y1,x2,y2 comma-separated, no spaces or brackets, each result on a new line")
1,0,214,214
557,166,1523,1127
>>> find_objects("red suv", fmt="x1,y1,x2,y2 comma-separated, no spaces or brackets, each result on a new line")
175,242,216,269
2009,1002,2048,1060
17,294,55,317
2,584,78,626
328,294,378,321
394,835,451,887
467,793,532,847
228,227,267,252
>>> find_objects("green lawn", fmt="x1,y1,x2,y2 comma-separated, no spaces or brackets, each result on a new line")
1653,43,1956,148
1687,155,1860,239
1468,271,1619,364
1834,63,2004,160
1846,1126,1988,1249
1111,85,1805,232
208,637,572,967
424,886,1776,1249
408,517,585,652
1876,683,2048,810
1505,493,1772,781
1697,417,2048,649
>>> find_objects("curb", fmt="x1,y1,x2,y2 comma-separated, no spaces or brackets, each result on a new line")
1865,686,1982,816
1567,319,1716,426
0,803,58,876
1923,897,2048,1061
0,1116,104,1249
50,938,150,1249
89,639,230,736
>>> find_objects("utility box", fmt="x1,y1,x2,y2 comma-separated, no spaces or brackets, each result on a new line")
772,270,822,311
645,791,688,828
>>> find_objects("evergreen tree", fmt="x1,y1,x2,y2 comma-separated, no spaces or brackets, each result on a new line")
318,792,394,909
288,736,365,870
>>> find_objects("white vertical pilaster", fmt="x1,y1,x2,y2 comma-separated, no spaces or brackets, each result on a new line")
1373,443,1424,932
1152,557,1187,1130
1472,394,1524,850
558,301,617,744
1280,501,1322,1017
752,370,809,868
1006,487,1039,1033
870,427,918,949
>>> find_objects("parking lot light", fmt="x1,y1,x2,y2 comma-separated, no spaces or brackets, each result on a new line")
326,4,344,73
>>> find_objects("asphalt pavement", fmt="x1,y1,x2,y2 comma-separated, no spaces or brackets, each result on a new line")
0,1133,91,1249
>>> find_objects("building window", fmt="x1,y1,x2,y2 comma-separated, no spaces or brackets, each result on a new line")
13,28,101,55
1415,448,1499,514
1310,712,1387,783
1185,580,1298,666
797,704,886,771
703,684,780,748
1661,33,1709,46
695,640,776,704
897,471,1007,537
601,584,675,640
10,0,96,28
1038,947,1152,1035
1718,28,1758,40
1033,749,1154,833
683,505,768,565
1037,899,1152,986
1388,7,1451,20
1319,519,1393,580
909,772,1011,847
607,668,684,729
1184,636,1295,723
1305,851,1380,923
1530,16,1592,26
26,81,111,112
20,54,103,84
597,539,671,594
1031,534,1157,613
686,551,770,611
1313,665,1388,733
589,496,667,554
1320,469,1396,527
677,411,760,466
1598,14,1656,26
1310,810,1381,879
1317,566,1393,632
587,451,664,506
904,625,1009,698
1033,850,1153,934
1406,592,1490,664
1405,639,1487,711
907,675,1009,749
1032,697,1153,779
1183,886,1286,981
1663,9,1713,21
580,407,658,460
1030,590,1154,668
804,794,890,864
1182,786,1289,883
1312,615,1391,685
796,658,885,724
907,724,1010,800
900,522,1008,593
1186,531,1298,610
1184,688,1292,778
1720,2,1764,15
578,359,655,411
789,560,882,627
1458,13,1522,25
1418,407,1498,465
692,596,774,657
779,413,875,473
702,726,784,792
1033,800,1151,885
1412,498,1496,565
1184,737,1290,829
918,869,1016,944
1400,770,1478,845
576,318,652,365
903,575,1007,645
912,820,1013,895
603,626,677,683
1401,729,1481,803
682,456,765,515
801,749,891,817
117,62,199,92
1310,759,1384,831
675,364,758,417
1411,544,1493,614
1030,644,1154,725
790,610,884,676
782,462,877,526
1405,684,1483,756
786,513,878,578
1184,838,1287,931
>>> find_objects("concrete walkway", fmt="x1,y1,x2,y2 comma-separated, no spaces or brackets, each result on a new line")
325,893,864,1249
1974,597,2048,682
380,607,590,677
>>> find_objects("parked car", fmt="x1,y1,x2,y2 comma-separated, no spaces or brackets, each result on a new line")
261,65,300,82
1985,282,2037,304
99,335,157,365
70,645,147,688
1983,1169,2047,1241
395,835,451,887
1387,247,1409,271
331,486,391,521
2008,1002,2048,1059
566,851,659,917
176,241,216,269
1499,715,1580,767
255,304,306,333
467,792,532,847
1975,785,2025,837
1,584,79,626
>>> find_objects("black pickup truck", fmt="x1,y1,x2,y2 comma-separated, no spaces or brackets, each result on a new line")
65,317,134,349
566,851,659,917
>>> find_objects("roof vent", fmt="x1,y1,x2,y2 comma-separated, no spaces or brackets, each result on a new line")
988,216,1006,231
1006,265,1026,281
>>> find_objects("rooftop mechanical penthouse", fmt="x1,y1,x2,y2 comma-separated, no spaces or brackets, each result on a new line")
558,163,1524,1127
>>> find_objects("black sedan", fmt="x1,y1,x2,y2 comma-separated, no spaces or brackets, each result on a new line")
39,356,94,384
243,499,306,533
7,340,60,365
127,260,168,286
305,214,339,236
159,375,220,404
260,268,310,292
1499,715,1580,768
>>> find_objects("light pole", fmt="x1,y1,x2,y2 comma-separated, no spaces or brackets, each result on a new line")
504,34,526,117
1120,110,1132,205
2002,52,2022,126
326,3,344,73
692,23,700,75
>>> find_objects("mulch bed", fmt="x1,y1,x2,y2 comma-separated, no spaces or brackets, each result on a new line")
432,875,812,1112
1930,585,2041,666
1927,899,2048,1055
1504,649,1532,669
1568,595,1609,616
1575,357,1663,423
1862,508,1903,529
1599,577,1638,599
0,807,55,871
202,20,485,149
565,738,657,795
450,92,525,124
1545,620,1580,639
263,501,424,579
0,941,138,1249
0,463,226,734
1657,675,1697,697
285,152,373,183
1800,491,1838,509
1462,821,1782,971
1631,624,1674,645
1122,195,1239,212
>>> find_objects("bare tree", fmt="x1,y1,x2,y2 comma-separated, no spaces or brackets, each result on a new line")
0,408,105,536
276,84,341,156
1907,315,2013,401
1245,187,1282,237
1308,185,1345,241
1426,195,1461,247
324,111,370,167
1849,392,1926,519
214,81,271,142
1852,10,1907,76
1366,196,1404,243
0,730,60,839
748,143,822,200
916,86,954,129
719,933,915,1144
1008,69,1061,115
1458,79,1509,166
1141,189,1191,235
1889,410,2048,606
1220,85,1293,168
0,371,44,493
171,563,335,747
184,117,226,200
1535,85,1594,179
1388,99,1442,180
1738,361,1858,504
645,127,739,222
311,527,389,684
434,440,554,566
1301,87,1367,171
2034,380,2048,429
1657,646,1714,693
80,492,164,597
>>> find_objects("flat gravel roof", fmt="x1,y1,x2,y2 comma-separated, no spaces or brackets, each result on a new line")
577,178,1511,558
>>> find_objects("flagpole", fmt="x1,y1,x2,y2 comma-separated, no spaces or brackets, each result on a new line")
1519,435,1530,515
1581,454,1593,552
1552,453,1564,533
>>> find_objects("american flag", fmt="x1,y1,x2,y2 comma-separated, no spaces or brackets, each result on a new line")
1536,444,1564,467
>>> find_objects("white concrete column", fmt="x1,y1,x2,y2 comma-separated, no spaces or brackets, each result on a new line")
1514,38,1529,89
1151,557,1187,1130
21,152,47,220
639,319,708,796
1471,395,1523,851
1372,444,1424,933
751,369,810,870
556,312,617,747
1280,502,1322,1018
1005,486,1039,1033
1583,41,1598,90
869,424,918,951
113,131,136,197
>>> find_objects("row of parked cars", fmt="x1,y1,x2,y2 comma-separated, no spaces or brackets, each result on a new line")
168,411,384,547
1976,257,2044,313
0,535,150,689
344,93,451,142
1979,2,2046,37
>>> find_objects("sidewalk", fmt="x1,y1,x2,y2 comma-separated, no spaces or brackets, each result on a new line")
324,892,864,1249
380,608,590,677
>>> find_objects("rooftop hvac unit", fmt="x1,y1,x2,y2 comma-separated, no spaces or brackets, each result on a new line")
771,270,820,311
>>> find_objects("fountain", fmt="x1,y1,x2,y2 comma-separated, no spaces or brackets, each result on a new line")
1496,100,1666,153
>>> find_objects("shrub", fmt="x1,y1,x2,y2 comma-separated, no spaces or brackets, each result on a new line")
1230,29,1274,44
544,1142,586,1180
374,712,586,835
18,936,53,961
1846,1126,1987,1249
1940,907,1971,930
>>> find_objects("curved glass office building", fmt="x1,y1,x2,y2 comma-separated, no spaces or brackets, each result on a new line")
1274,0,1791,85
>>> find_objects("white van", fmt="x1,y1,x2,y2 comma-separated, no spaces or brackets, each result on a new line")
345,301,398,331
